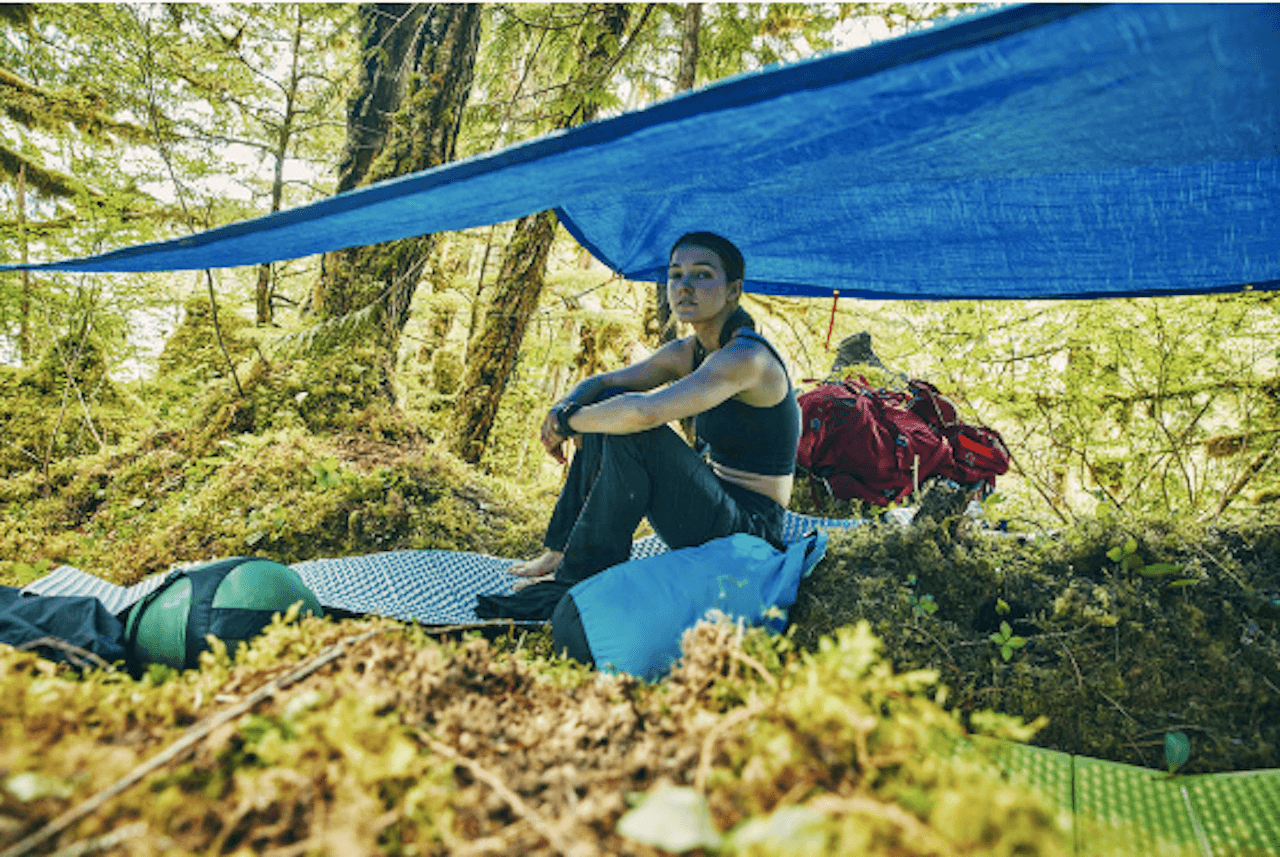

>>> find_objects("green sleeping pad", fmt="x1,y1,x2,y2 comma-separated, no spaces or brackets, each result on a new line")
992,741,1280,856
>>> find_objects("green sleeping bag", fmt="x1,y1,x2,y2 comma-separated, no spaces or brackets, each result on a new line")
124,557,323,672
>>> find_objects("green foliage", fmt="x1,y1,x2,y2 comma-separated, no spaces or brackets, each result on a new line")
788,514,1280,773
9,557,51,586
988,620,1026,662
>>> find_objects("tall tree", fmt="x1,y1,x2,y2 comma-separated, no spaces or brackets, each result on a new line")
651,2,702,345
305,3,481,403
0,4,152,365
173,4,349,325
450,4,642,465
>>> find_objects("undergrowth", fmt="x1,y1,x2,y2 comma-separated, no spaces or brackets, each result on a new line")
0,615,1070,856
0,425,547,587
788,510,1280,773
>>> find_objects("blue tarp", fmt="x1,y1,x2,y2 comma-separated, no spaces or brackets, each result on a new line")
7,3,1278,300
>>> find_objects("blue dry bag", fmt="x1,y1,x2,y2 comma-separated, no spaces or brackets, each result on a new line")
560,530,826,680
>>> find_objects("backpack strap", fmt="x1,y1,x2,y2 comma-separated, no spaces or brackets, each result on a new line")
124,569,181,675
182,558,249,670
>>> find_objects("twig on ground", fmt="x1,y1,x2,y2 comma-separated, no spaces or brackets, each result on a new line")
1058,643,1084,689
0,627,380,857
46,822,151,857
809,794,954,854
695,700,767,793
15,637,116,672
729,649,777,689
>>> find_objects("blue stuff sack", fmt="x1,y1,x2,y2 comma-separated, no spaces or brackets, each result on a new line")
560,530,827,681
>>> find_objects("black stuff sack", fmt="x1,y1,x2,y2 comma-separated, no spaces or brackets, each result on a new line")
124,557,323,673
1,585,126,668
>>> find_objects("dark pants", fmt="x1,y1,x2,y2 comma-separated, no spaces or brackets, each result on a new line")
476,426,784,626
548,427,784,583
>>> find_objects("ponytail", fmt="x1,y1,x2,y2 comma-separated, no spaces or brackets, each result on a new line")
692,306,756,369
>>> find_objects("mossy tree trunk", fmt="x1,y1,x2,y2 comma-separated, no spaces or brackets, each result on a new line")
449,5,636,465
451,210,559,464
651,2,702,345
308,3,481,404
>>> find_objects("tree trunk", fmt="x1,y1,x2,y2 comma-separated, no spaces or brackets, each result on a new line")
451,210,559,464
17,163,32,365
653,3,701,345
450,4,635,464
308,3,481,402
255,6,306,326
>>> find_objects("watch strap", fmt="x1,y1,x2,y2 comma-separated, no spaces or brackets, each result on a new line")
554,401,583,436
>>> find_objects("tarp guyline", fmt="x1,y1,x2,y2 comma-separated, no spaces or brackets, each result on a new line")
4,3,1278,301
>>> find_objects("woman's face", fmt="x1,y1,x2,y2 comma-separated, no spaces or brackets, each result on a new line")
667,244,740,324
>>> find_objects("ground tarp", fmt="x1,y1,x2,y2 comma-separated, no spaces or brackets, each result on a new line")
7,3,1278,300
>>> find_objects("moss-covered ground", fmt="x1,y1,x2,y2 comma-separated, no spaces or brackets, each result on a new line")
788,498,1280,775
2,331,1276,852
2,613,1070,856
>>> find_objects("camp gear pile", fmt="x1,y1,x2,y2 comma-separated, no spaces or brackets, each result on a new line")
796,377,1009,507
123,557,323,672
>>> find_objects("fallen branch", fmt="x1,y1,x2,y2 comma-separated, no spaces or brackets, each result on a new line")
14,637,116,672
0,627,380,857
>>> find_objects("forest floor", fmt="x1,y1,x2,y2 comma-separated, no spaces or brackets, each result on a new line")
2,406,1277,854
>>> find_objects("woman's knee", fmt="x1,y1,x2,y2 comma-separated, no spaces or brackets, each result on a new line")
600,425,682,456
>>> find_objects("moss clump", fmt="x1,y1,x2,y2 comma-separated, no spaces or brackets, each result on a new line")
0,337,145,477
155,296,255,386
790,511,1280,773
0,614,1067,856
0,421,546,587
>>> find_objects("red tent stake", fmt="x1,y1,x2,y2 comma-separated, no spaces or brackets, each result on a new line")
825,290,840,350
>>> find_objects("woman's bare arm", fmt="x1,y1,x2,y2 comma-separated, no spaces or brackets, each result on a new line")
565,337,777,436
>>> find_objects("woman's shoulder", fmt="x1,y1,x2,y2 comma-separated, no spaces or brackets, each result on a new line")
725,328,780,361
724,329,791,384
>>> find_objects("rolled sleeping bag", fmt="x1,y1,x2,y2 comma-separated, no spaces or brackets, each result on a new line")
124,556,323,672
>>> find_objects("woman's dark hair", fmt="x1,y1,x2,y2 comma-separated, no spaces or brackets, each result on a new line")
670,231,745,283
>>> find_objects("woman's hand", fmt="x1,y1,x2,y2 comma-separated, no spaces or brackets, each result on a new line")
541,408,571,462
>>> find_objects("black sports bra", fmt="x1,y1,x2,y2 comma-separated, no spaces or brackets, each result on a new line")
693,329,800,476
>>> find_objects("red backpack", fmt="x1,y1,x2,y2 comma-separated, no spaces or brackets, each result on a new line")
796,376,1009,507
906,379,1011,487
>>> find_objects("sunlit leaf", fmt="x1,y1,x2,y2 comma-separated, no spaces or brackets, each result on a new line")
1139,562,1180,577
1165,731,1191,774
617,786,723,852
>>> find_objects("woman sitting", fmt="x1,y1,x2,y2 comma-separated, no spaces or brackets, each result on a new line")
476,232,800,622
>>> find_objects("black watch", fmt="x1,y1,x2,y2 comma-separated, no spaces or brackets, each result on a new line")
554,401,583,436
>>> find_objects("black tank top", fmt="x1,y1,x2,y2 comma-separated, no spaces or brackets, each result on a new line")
694,330,800,476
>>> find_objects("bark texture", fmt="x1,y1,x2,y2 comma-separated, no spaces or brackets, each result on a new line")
451,4,635,464
653,2,701,344
309,3,481,401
